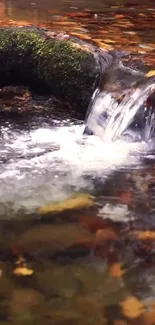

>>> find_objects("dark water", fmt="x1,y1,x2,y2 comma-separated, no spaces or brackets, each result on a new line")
0,1,155,325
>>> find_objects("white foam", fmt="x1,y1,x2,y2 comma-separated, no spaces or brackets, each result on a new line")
0,121,147,215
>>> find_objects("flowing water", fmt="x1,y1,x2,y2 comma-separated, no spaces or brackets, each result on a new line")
0,1,155,325
0,117,147,217
85,76,155,142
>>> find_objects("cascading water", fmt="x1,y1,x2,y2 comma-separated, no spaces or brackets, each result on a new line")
84,69,155,143
0,64,154,218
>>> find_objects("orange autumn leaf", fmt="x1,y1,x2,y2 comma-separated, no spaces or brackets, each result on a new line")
71,32,91,40
115,14,125,19
110,263,125,278
134,231,155,241
120,296,145,319
96,228,118,241
68,12,90,18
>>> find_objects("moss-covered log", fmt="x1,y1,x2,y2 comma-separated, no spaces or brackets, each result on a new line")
0,27,105,114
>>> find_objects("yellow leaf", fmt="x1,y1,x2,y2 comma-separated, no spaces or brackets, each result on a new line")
38,193,95,214
120,296,145,319
146,70,155,77
104,39,116,44
13,267,34,276
110,263,125,278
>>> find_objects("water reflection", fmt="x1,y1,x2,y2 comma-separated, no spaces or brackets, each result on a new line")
0,0,155,62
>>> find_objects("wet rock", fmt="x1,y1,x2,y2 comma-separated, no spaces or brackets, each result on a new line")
0,86,31,100
16,223,95,258
11,288,44,308
10,288,44,322
0,263,14,298
42,310,81,325
72,294,105,324
0,26,101,115
35,263,79,298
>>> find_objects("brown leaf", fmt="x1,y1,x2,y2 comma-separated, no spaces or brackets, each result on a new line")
79,215,106,232
120,296,145,319
110,263,125,278
96,228,118,241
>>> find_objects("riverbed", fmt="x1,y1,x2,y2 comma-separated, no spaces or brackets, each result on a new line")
0,1,155,324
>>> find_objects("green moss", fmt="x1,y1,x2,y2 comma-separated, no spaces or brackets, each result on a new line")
0,27,100,113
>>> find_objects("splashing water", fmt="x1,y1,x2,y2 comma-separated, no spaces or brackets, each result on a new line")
85,76,155,142
0,119,146,217
0,69,154,216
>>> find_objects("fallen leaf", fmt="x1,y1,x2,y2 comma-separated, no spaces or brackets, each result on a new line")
38,193,95,214
96,228,118,241
120,296,145,319
146,70,155,77
110,262,125,278
115,14,125,19
143,308,155,325
138,13,146,16
133,231,155,241
13,267,34,276
104,39,116,44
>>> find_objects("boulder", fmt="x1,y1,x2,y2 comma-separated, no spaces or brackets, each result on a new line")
0,26,119,115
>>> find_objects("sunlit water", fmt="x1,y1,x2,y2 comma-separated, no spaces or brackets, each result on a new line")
0,117,148,217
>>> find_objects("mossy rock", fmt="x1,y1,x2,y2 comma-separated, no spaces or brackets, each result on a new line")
0,27,99,114
0,26,119,115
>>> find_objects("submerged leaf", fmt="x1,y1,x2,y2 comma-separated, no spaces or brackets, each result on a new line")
13,267,34,276
38,193,95,214
120,296,145,318
96,228,118,241
110,263,125,278
133,231,155,240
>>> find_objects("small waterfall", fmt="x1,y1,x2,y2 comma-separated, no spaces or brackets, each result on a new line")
84,69,155,143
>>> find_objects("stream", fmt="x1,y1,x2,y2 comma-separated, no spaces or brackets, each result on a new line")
0,0,155,325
